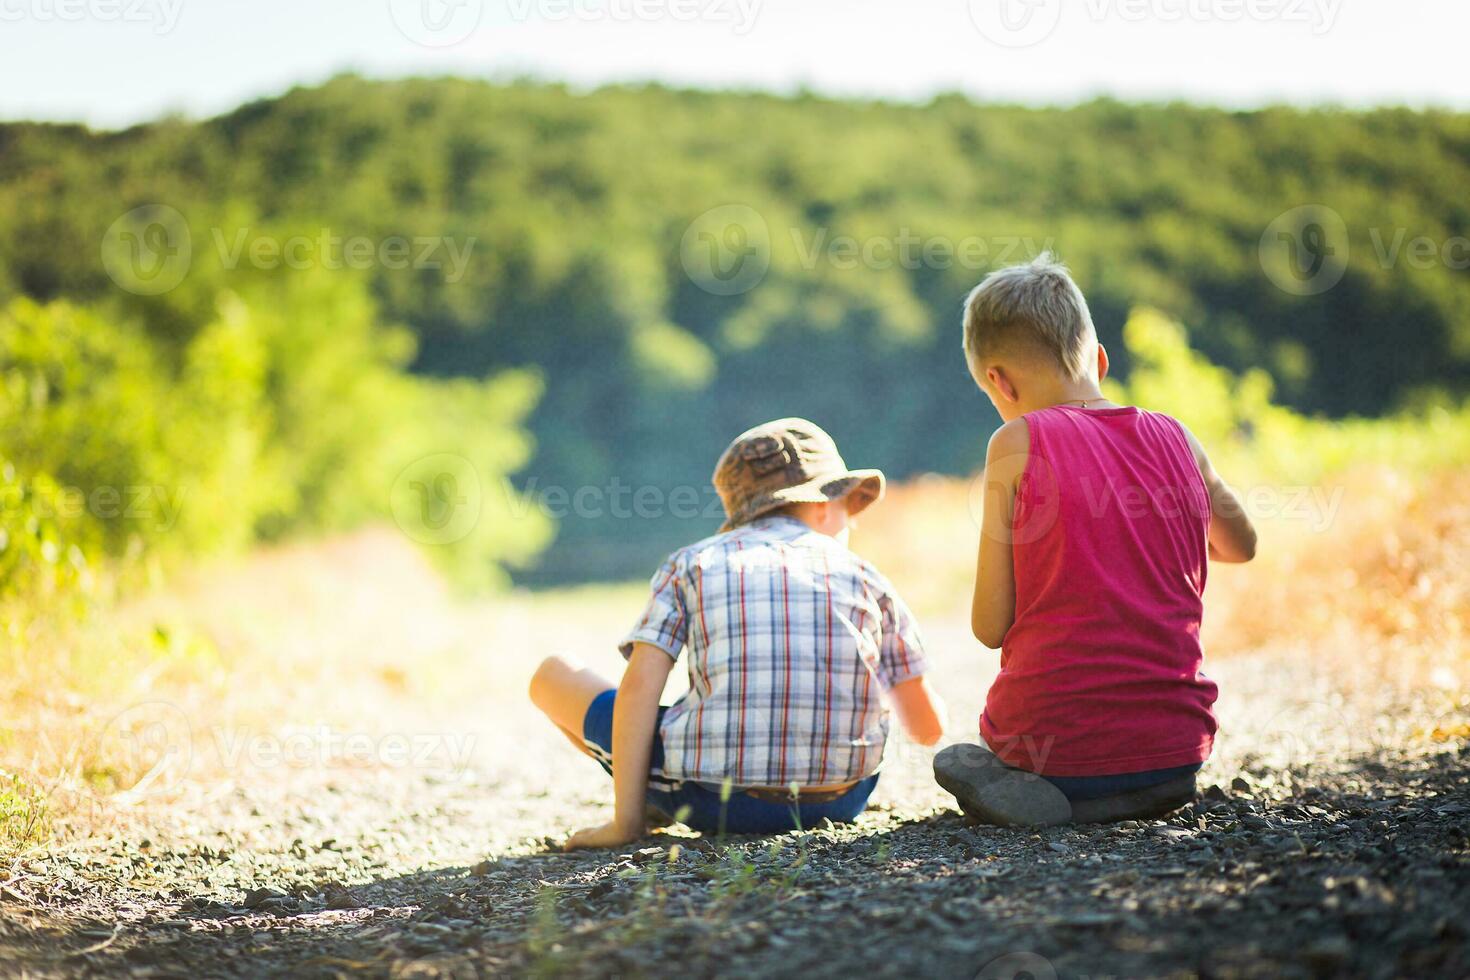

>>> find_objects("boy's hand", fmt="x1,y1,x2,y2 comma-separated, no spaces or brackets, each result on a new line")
564,819,644,851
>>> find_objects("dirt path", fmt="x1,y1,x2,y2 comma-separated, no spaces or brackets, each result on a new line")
2,536,1467,979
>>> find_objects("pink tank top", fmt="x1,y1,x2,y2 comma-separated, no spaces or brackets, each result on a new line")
979,405,1219,777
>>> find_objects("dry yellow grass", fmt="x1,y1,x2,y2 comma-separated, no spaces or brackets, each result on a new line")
0,531,642,852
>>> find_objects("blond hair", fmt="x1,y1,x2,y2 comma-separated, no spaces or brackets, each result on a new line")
962,252,1097,382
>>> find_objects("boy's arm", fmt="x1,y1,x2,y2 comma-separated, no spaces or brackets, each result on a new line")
890,676,946,746
564,643,674,851
1179,426,1258,563
869,567,946,745
972,419,1027,648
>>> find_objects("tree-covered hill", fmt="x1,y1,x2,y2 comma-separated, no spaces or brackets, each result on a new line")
2,76,1466,580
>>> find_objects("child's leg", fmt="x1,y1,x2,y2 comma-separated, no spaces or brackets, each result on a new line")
529,655,616,755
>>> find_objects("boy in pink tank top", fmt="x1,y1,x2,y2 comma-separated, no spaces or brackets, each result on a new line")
934,253,1258,826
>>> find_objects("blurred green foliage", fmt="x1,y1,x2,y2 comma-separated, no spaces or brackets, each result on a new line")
0,274,550,604
1107,308,1470,485
0,76,1466,580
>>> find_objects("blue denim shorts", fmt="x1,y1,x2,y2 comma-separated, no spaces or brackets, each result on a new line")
1042,764,1202,801
581,690,878,835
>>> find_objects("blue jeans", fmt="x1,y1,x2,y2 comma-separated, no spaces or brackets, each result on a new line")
581,690,878,835
1041,763,1202,801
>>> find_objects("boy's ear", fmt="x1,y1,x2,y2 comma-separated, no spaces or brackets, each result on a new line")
986,365,1021,404
1097,343,1110,383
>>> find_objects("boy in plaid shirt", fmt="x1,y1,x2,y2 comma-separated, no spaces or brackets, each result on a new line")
530,418,946,848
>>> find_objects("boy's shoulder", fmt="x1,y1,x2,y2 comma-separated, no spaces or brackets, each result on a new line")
666,519,816,563
660,524,751,568
659,518,874,577
987,416,1032,458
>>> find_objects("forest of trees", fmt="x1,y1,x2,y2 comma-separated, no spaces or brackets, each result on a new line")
2,75,1467,582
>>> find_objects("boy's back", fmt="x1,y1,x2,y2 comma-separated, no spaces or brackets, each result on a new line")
982,404,1219,776
935,252,1255,826
534,417,944,847
626,512,927,788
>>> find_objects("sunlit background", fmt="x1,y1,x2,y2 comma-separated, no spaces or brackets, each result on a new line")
0,0,1466,932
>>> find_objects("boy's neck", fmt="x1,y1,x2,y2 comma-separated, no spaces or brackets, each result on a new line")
1017,376,1112,415
780,502,848,539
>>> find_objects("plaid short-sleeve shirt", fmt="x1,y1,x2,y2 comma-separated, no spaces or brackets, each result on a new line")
619,514,930,788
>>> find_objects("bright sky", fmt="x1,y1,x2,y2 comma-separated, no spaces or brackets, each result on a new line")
2,0,1465,127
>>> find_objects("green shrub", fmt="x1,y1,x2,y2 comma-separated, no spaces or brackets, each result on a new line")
0,769,49,856
0,278,549,600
